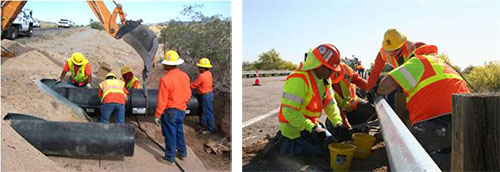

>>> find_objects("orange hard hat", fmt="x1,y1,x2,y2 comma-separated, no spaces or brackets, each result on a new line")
311,44,341,72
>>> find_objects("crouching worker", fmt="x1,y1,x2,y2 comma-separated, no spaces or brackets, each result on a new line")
278,44,344,157
98,72,128,124
60,52,92,88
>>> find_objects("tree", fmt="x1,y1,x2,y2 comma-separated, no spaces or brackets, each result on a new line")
243,49,297,71
159,5,231,92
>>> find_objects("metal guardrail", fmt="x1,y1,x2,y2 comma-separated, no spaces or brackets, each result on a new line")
375,97,441,172
242,70,292,78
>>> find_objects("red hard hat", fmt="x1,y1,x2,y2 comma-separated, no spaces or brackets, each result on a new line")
312,44,341,72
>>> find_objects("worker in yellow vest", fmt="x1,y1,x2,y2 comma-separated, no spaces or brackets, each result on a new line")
278,43,345,157
120,65,141,89
376,29,470,170
98,72,129,124
327,62,375,141
59,52,92,88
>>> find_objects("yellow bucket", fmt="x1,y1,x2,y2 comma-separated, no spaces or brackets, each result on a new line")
352,133,376,159
328,143,356,172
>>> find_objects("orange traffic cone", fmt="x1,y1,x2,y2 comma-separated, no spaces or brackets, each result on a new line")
253,69,261,86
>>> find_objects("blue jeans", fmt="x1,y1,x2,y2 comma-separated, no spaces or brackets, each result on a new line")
161,108,187,163
280,125,335,157
67,78,87,87
200,92,216,133
100,103,125,124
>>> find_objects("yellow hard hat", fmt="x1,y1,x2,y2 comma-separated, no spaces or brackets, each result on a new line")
71,52,86,66
121,65,131,74
162,50,184,66
105,72,117,79
197,58,212,68
382,29,407,51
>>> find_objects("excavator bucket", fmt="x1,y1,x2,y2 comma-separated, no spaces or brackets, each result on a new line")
117,21,158,76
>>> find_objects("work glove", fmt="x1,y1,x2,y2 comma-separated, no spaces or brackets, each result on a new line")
334,126,351,142
86,83,92,89
310,125,327,142
154,117,160,126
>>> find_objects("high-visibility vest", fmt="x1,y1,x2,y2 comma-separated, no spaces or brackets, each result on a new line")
99,79,126,102
67,59,89,83
389,45,469,124
125,75,141,89
278,70,334,124
332,63,358,112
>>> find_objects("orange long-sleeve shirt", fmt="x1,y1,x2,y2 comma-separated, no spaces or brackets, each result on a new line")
190,70,213,94
365,42,426,91
155,68,191,118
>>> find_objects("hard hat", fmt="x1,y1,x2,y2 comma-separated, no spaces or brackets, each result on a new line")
105,72,117,79
161,50,184,66
71,52,86,66
197,58,212,68
382,29,407,51
121,65,131,74
300,44,341,72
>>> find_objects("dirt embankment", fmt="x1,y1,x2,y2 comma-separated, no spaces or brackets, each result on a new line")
1,27,230,171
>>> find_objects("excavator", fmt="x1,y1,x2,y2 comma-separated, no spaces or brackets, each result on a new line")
1,0,157,76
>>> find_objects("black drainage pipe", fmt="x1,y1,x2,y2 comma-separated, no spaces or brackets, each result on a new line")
8,117,135,157
40,79,202,117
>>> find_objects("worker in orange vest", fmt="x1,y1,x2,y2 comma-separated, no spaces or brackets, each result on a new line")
278,43,345,157
59,52,92,88
376,29,470,170
98,72,128,124
327,62,375,141
154,50,191,165
191,58,216,134
120,65,141,89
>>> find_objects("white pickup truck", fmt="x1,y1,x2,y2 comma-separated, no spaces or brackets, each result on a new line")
57,19,74,28
2,9,34,40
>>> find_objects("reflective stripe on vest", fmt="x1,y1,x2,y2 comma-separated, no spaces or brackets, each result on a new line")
99,79,126,102
392,55,463,102
278,70,325,124
67,59,89,83
126,76,141,89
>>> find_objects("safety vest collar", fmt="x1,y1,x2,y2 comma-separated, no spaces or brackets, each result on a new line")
68,59,89,83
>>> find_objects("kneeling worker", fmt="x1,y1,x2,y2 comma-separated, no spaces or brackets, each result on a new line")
98,72,128,124
278,43,344,157
60,52,92,88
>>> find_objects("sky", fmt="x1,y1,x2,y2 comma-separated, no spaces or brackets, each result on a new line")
243,0,500,69
24,0,231,25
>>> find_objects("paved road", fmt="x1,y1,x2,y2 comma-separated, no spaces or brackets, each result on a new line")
242,76,286,122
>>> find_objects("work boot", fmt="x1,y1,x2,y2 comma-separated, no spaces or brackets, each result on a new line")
156,156,175,166
176,152,187,161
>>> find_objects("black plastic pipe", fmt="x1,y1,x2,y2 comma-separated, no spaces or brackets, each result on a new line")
9,119,135,157
40,79,201,117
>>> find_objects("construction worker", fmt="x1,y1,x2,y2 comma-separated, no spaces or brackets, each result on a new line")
154,50,191,165
98,72,128,124
376,31,470,170
120,65,141,89
191,58,216,134
278,43,345,157
356,61,365,78
59,52,92,88
327,62,375,141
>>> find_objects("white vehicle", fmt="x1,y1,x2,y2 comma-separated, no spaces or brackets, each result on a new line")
58,19,73,28
2,9,34,39
33,19,41,28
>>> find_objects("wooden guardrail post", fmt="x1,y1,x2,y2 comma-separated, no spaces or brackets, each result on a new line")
452,93,500,171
